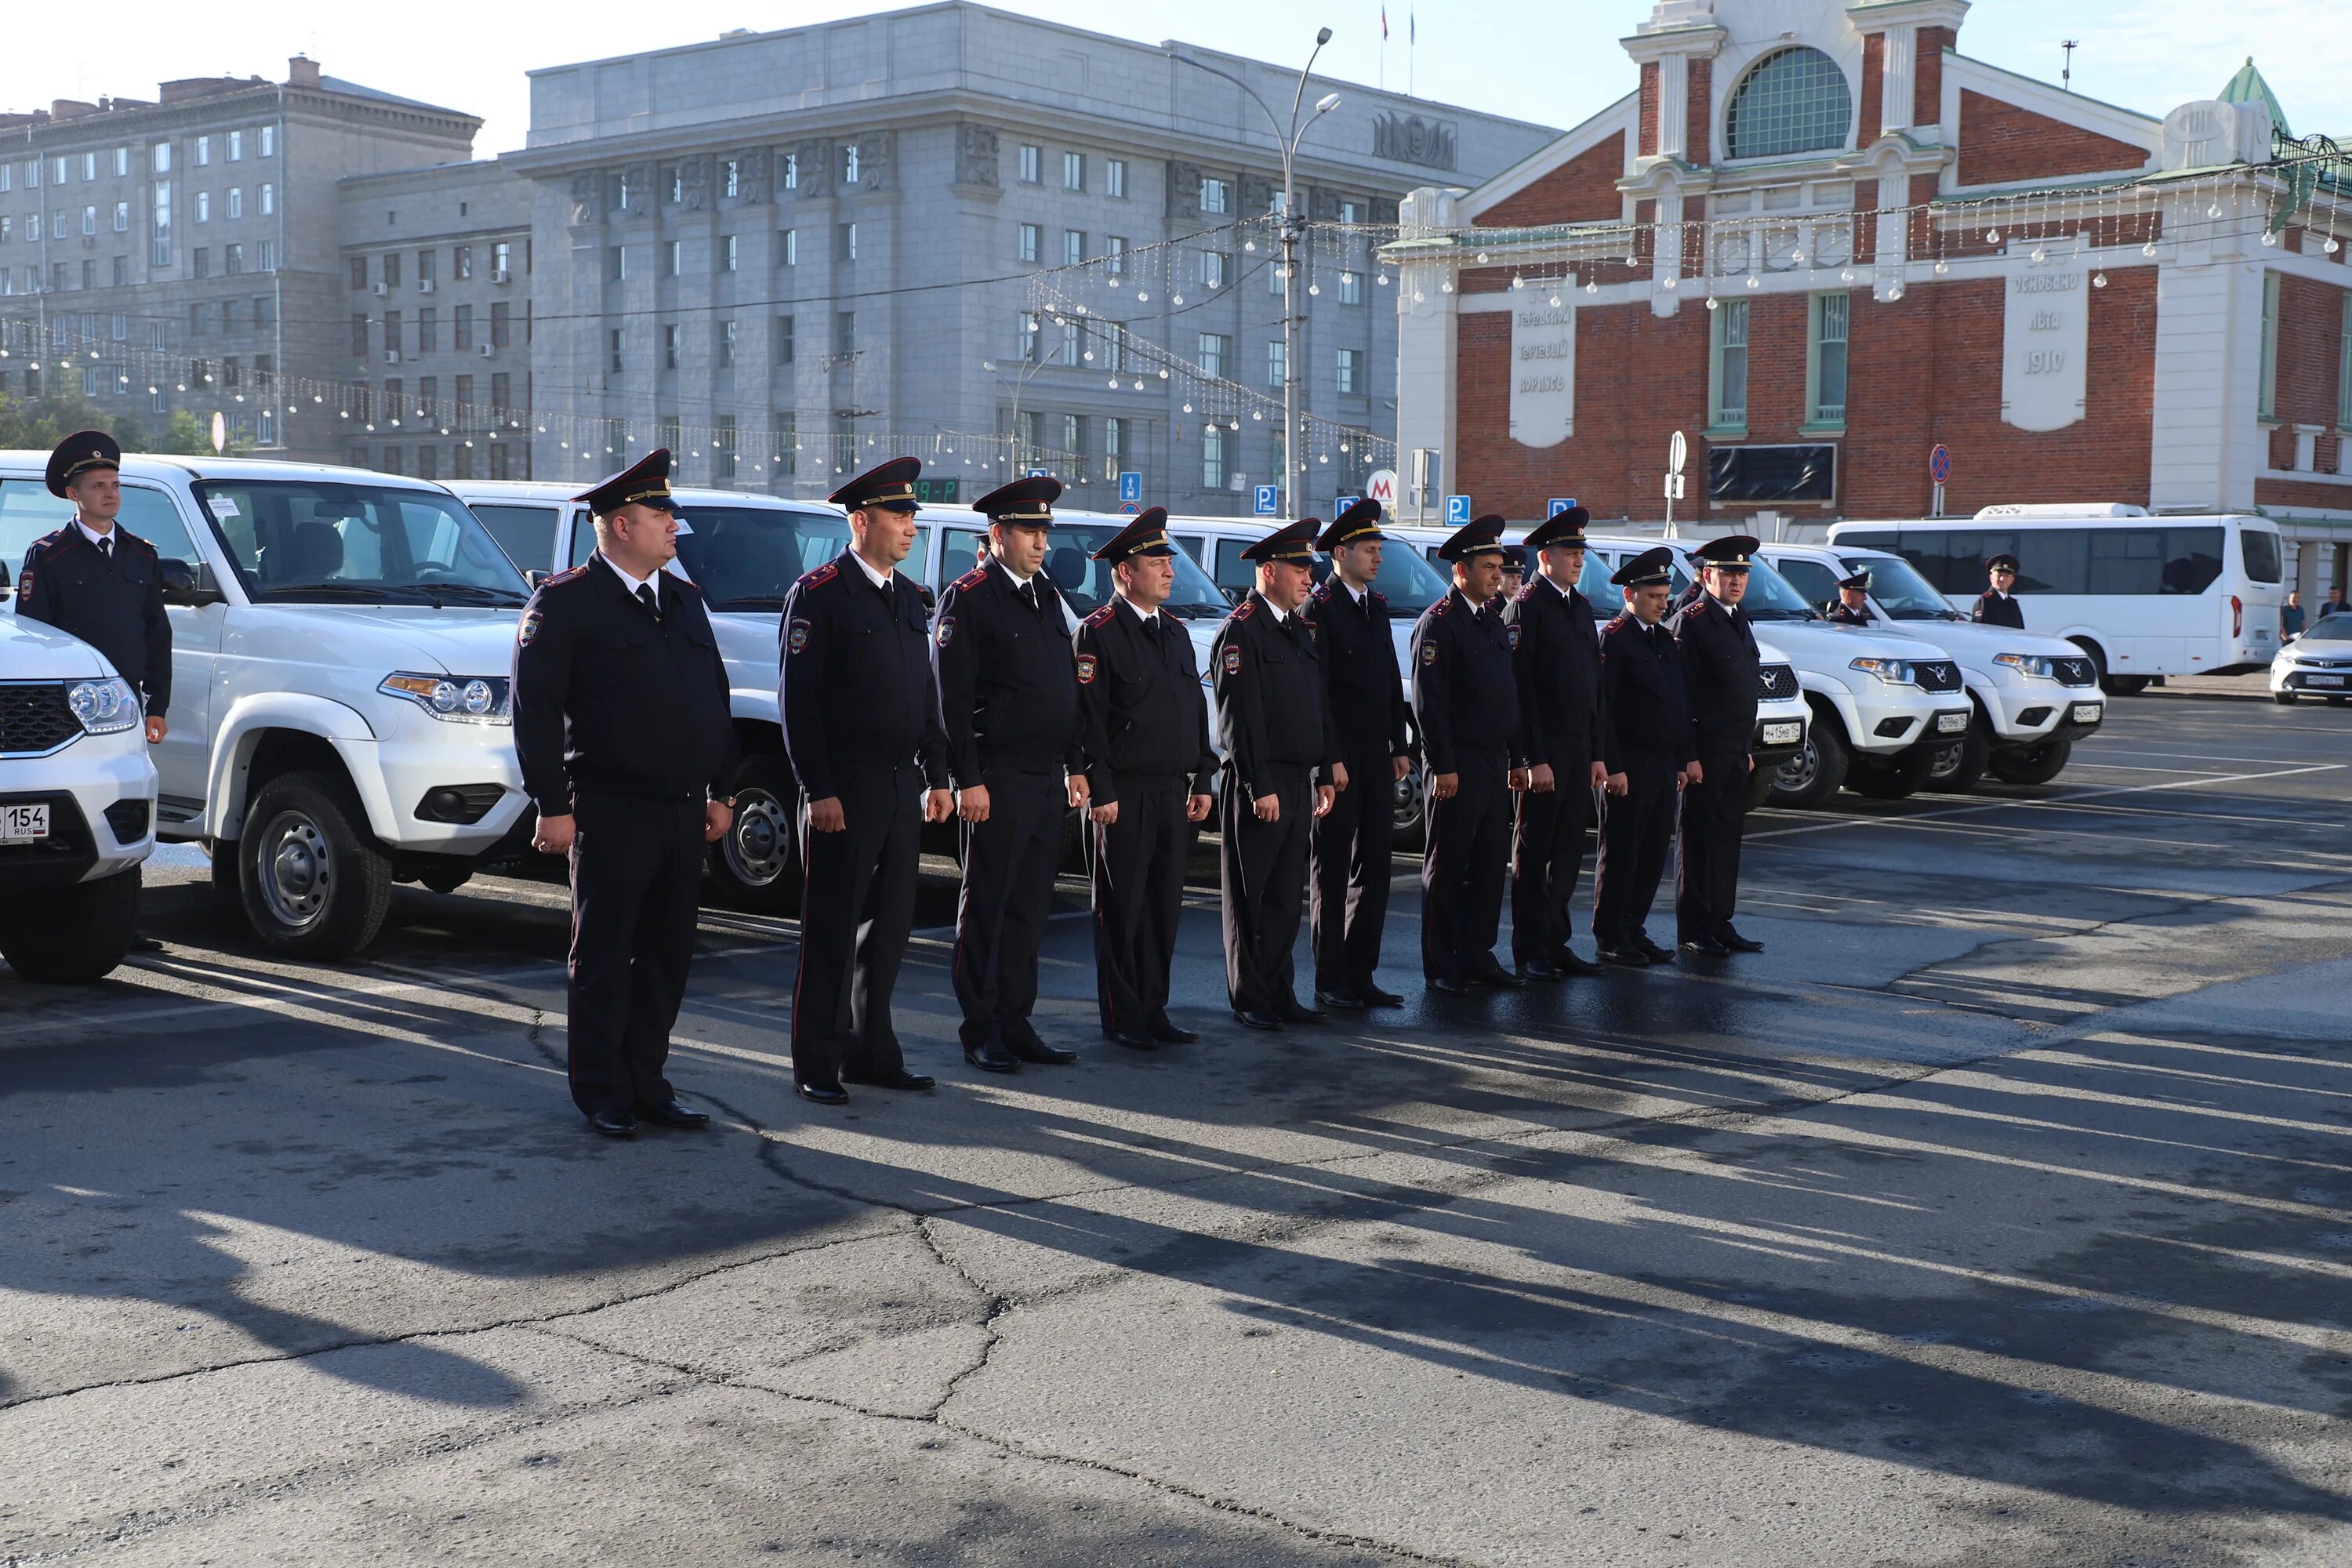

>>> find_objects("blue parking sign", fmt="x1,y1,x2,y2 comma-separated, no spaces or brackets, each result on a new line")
1334,495,1361,517
1547,496,1578,519
1254,485,1279,517
1119,470,1143,504
1443,494,1472,526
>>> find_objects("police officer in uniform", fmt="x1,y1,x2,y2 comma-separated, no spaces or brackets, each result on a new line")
1668,535,1766,958
1301,500,1411,1011
1504,507,1607,979
17,431,172,746
780,457,956,1105
1973,554,2026,628
934,476,1088,1075
1073,509,1218,1049
1212,517,1341,1032
1492,545,1526,614
1592,547,1695,968
1411,514,1523,995
1824,571,1874,625
512,448,736,1138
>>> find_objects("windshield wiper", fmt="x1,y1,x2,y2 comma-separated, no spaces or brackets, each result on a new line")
1750,608,1820,621
715,594,789,610
410,582,529,605
253,583,441,604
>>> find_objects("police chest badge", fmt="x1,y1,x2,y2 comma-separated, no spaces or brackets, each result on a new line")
1506,624,1523,651
935,616,956,649
1222,644,1242,675
788,618,813,655
1076,653,1098,684
517,608,543,648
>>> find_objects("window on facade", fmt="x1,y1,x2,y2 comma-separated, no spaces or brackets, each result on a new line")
610,328,625,372
2258,271,2280,420
351,313,369,356
1726,46,1853,160
833,310,855,355
418,249,435,286
722,158,740,198
416,305,434,350
664,240,682,277
383,310,401,354
1018,311,1040,363
150,142,170,175
663,324,680,369
715,415,739,479
1809,292,1849,426
256,296,274,328
1018,223,1040,263
724,234,739,272
1062,318,1082,365
151,183,171,266
780,229,797,267
490,301,510,347
1201,250,1228,289
1063,151,1084,191
1340,270,1362,305
1104,416,1127,481
113,147,129,176
1200,177,1232,215
82,205,96,236
112,256,129,286
52,157,66,185
260,183,274,216
1106,158,1127,199
1018,144,1041,183
228,131,243,162
838,223,858,262
1267,340,1286,388
1337,347,1361,394
224,299,242,333
493,241,512,277
196,136,211,166
1203,425,1228,489
840,143,860,183
452,245,471,281
1107,236,1127,276
491,371,511,416
776,314,795,363
416,376,437,417
719,320,736,368
260,126,274,158
1062,413,1084,456
455,303,474,350
384,252,401,288
113,201,129,233
416,445,437,481
1711,299,1750,429
81,152,96,181
193,248,209,278
349,256,368,292
782,151,797,190
1064,230,1085,266
196,191,209,223
227,187,241,220
191,303,208,337
1198,332,1229,379
666,165,684,204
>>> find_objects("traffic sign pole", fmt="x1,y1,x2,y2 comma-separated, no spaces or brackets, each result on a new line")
1665,431,1687,537
1929,444,1951,519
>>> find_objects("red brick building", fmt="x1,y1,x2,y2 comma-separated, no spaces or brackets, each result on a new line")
1387,0,2352,597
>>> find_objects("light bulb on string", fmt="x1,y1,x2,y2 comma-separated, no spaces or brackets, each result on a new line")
1439,280,1454,293
2092,271,2108,288
1705,296,1719,311
1585,280,1598,294
1172,293,1185,304
1511,274,1525,290
1984,229,2001,244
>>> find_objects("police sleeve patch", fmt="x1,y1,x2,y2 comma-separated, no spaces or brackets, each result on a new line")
1421,641,1439,666
1506,623,1523,650
13,568,31,602
935,616,956,648
788,618,814,654
517,608,543,647
1222,644,1242,675
1076,653,1098,684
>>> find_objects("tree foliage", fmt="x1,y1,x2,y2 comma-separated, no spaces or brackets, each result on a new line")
0,387,242,456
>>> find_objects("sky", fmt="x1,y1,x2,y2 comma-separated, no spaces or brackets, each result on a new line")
4,0,2343,159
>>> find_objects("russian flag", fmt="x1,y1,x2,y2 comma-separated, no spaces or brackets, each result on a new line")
1381,5,1388,39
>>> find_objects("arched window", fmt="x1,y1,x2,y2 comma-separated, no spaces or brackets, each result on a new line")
1725,47,1853,160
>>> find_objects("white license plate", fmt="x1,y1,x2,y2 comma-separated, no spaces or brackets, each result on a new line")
0,802,51,844
2071,702,2103,724
1935,711,1969,734
1762,721,1801,746
2306,673,2347,688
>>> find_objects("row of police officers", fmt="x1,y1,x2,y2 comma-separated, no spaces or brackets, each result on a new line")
511,452,1769,1137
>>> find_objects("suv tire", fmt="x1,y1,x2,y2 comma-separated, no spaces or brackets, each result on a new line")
239,771,394,957
1989,739,2073,786
1743,759,1776,811
1769,718,1849,808
1930,715,1993,793
1849,742,1935,800
1394,762,1426,851
713,752,802,913
0,866,140,984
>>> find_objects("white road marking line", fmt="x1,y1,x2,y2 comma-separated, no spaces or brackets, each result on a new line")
1743,761,2345,842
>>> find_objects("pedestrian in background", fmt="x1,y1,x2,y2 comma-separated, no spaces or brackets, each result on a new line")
2282,591,2305,641
1973,554,2025,628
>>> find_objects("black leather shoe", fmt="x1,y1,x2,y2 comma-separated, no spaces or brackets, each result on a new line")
1234,1009,1284,1031
1108,1028,1158,1050
1276,1002,1328,1025
1637,938,1678,965
1553,948,1604,976
1598,946,1650,968
1717,927,1765,953
844,1067,936,1091
1315,987,1370,1011
796,1080,849,1105
1520,960,1564,982
588,1109,638,1138
1361,985,1407,1007
960,1039,1022,1073
1679,935,1730,957
1005,1033,1077,1065
1146,1015,1197,1044
634,1098,710,1129
1427,975,1472,996
129,934,165,953
1470,960,1525,989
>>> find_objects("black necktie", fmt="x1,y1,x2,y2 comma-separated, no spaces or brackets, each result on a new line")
637,583,660,622
98,535,113,561
1019,580,1040,616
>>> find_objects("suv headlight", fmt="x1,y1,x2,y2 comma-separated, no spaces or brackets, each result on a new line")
1993,652,2057,679
67,677,141,734
379,672,513,725
1848,656,1918,686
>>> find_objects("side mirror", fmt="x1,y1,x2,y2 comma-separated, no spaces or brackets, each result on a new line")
525,569,550,590
1221,585,1243,605
158,557,226,607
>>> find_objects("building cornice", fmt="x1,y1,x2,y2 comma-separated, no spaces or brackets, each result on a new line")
8,83,479,147
1843,0,1970,30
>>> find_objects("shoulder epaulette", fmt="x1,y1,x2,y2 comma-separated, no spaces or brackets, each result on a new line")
668,572,704,597
800,561,839,588
112,528,158,555
1603,613,1630,632
1083,604,1116,628
951,564,989,593
541,564,589,588
1230,598,1255,622
1310,579,1334,602
1428,594,1452,617
1368,590,1387,607
1513,582,1538,603
27,527,75,555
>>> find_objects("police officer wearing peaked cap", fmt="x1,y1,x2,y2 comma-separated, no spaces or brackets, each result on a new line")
1592,546,1695,967
1824,570,1874,626
1411,513,1524,994
512,448,737,1138
780,456,956,1105
1301,500,1412,1011
1504,506,1609,979
16,431,172,747
1668,535,1766,958
1212,517,1341,1032
1974,554,2027,629
1073,508,1218,1049
935,475,1089,1075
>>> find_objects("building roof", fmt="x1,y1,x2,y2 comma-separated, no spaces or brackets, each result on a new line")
2216,57,2290,140
317,74,472,118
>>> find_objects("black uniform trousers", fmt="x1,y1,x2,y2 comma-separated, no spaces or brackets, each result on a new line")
566,792,706,1117
1676,743,1751,942
793,764,921,1087
953,768,1065,1037
1222,764,1312,1014
1092,771,1192,1035
1593,753,1679,948
1512,755,1596,965
1311,746,1396,995
1421,746,1511,984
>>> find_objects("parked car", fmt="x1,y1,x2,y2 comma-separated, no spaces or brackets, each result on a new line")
1759,543,2103,789
2270,611,2352,705
3,452,536,959
0,610,158,982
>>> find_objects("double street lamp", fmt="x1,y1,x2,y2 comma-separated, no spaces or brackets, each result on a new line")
1170,29,1339,519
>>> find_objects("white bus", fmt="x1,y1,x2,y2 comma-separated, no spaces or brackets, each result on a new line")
1827,505,2285,694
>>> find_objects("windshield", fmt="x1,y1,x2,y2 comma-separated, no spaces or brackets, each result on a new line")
2304,613,2352,642
1044,524,1230,619
1839,553,1961,620
1305,539,1453,612
672,504,850,608
195,479,528,605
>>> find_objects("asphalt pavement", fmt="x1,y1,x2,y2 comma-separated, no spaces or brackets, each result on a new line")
4,696,2350,1566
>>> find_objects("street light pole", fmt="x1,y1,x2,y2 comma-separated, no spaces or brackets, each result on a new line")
984,336,1059,476
1171,31,1338,519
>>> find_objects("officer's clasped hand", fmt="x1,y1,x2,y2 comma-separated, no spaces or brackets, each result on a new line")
534,814,577,855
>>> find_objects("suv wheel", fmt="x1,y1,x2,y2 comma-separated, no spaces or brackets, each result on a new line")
240,771,394,957
0,866,140,984
1849,743,1935,800
1769,721,1849,808
1393,762,1425,851
1931,717,1993,793
713,753,801,912
1988,739,2072,787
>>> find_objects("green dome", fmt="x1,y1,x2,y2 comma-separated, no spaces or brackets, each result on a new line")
2217,57,2290,140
